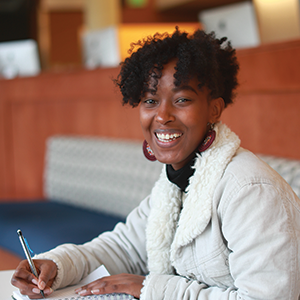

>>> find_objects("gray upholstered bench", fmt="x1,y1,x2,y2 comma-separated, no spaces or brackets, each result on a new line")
257,154,300,198
44,136,163,217
0,137,163,258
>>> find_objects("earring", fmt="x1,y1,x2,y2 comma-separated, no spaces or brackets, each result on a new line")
198,123,216,153
143,140,157,161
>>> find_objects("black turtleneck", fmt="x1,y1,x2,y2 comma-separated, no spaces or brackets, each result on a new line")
166,153,197,192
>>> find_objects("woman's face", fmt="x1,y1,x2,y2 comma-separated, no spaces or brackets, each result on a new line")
139,60,223,170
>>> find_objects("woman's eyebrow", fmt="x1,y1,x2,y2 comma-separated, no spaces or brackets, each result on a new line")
172,85,198,94
144,87,156,94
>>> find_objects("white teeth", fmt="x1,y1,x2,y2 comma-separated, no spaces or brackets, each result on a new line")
156,133,182,142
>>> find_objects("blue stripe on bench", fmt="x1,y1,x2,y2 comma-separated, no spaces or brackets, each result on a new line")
0,201,125,258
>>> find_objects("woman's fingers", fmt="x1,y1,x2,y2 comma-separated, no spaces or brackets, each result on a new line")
12,274,51,299
34,259,57,290
11,259,57,298
75,273,144,299
11,261,35,290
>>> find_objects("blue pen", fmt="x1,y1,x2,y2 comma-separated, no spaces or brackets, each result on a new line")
17,229,45,299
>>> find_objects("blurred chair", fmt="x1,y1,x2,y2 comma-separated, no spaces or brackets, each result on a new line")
0,39,40,79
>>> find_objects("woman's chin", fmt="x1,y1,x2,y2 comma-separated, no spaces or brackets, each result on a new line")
154,155,175,166
154,155,182,169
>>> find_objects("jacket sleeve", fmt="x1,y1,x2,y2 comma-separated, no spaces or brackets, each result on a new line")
35,196,151,290
141,182,300,300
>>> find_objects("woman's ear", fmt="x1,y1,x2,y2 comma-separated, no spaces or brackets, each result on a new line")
209,97,225,123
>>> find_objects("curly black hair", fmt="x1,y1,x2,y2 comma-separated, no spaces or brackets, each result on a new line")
115,27,239,108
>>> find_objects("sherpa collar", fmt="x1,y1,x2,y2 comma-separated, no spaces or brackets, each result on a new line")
146,122,241,274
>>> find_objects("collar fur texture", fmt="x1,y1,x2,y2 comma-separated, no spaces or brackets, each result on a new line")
146,122,241,274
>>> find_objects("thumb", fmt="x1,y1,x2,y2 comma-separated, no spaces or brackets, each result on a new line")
34,260,57,290
37,278,47,290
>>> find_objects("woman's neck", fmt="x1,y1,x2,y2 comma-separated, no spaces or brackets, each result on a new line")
166,153,197,192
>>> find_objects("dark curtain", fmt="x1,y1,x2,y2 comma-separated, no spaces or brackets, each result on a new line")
0,0,38,42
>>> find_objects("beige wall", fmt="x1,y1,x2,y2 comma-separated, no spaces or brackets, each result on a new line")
84,0,121,30
155,0,193,10
254,0,300,43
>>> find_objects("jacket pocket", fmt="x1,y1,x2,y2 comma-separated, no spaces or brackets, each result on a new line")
173,239,234,288
194,243,234,288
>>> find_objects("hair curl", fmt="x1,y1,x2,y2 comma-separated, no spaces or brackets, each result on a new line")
114,27,239,108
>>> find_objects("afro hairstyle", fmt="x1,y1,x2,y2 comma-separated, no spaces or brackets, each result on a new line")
115,27,239,108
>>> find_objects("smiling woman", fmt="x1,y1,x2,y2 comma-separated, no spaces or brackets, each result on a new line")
139,62,224,170
11,27,300,300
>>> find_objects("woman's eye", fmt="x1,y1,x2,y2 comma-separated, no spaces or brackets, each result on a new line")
177,98,189,103
144,99,156,104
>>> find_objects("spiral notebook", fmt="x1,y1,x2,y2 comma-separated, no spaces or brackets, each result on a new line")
12,265,135,300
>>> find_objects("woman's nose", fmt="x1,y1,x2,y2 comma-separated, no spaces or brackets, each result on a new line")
155,102,175,125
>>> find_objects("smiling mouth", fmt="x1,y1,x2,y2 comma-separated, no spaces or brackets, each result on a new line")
156,132,182,142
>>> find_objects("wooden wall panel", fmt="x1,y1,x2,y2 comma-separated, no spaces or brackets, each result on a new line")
49,11,83,67
1,67,143,199
0,89,7,196
236,40,300,93
222,91,300,159
1,38,300,200
0,85,15,198
221,39,300,159
10,96,142,199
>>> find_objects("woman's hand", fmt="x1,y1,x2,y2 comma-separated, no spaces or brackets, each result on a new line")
75,273,145,299
11,259,57,299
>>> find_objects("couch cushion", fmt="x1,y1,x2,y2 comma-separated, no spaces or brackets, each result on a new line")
44,136,163,218
258,154,300,198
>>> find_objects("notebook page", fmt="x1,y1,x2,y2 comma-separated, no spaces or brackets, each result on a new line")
13,265,134,300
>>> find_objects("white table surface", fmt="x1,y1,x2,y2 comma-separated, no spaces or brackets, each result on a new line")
0,270,18,300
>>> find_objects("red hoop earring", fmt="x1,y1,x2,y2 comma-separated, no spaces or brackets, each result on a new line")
143,140,157,161
198,128,216,153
